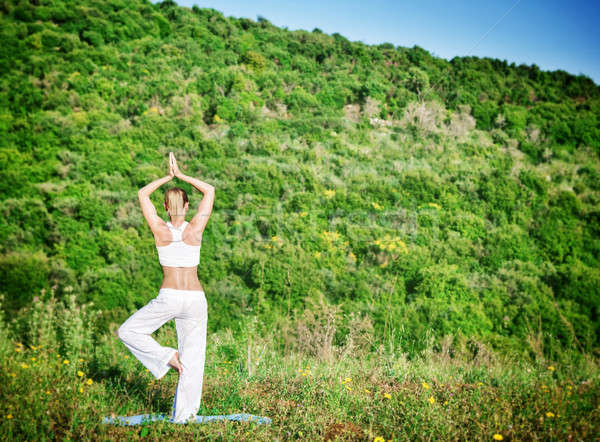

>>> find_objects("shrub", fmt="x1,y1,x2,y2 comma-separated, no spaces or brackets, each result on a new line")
0,251,50,314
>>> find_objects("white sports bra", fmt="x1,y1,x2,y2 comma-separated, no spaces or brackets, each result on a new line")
156,221,201,267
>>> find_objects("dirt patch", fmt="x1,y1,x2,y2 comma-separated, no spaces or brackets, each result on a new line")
324,421,365,441
343,104,361,123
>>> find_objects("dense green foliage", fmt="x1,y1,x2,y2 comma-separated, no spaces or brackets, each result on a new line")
0,0,599,361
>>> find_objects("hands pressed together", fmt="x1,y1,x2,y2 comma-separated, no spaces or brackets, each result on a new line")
168,151,183,180
139,151,212,200
165,151,213,197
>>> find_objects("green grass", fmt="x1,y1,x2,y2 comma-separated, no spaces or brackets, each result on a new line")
1,291,598,441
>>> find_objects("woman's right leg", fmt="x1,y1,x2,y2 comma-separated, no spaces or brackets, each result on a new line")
117,294,180,380
170,292,208,423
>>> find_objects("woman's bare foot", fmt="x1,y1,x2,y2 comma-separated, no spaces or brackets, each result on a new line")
168,351,183,375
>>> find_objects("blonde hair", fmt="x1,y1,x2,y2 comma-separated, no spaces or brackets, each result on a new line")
164,187,188,218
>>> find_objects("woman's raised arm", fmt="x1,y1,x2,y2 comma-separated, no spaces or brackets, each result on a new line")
138,172,173,231
171,152,215,233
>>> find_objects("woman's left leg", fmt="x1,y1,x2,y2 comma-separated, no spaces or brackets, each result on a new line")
117,294,180,380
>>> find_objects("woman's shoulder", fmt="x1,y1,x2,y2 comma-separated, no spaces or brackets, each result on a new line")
182,220,203,246
153,220,174,247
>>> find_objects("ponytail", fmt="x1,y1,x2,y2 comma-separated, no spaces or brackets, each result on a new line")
164,187,188,218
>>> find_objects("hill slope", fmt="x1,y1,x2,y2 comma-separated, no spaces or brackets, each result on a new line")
0,0,599,358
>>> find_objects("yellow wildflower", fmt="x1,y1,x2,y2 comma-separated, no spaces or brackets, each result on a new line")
77,371,84,377
345,385,352,391
63,359,69,365
477,382,483,387
383,393,391,399
323,189,336,198
444,400,448,405
15,347,22,353
545,412,555,418
547,365,555,371
298,368,304,373
422,382,430,390
10,372,16,377
46,390,51,395
31,357,36,361
428,396,435,404
79,358,84,362
86,379,93,385
493,434,503,441
373,437,385,442
20,363,29,369
147,106,160,115
124,355,129,359
365,389,371,393
79,387,84,393
323,231,340,241
7,414,13,419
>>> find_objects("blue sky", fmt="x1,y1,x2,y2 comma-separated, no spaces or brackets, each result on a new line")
160,0,600,85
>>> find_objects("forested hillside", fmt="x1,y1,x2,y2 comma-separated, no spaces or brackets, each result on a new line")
1,0,599,359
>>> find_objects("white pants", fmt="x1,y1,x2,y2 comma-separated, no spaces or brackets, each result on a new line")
118,288,208,424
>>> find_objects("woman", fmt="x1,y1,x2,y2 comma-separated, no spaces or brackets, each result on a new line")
117,152,215,424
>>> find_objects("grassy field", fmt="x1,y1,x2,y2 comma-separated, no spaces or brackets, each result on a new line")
1,291,598,441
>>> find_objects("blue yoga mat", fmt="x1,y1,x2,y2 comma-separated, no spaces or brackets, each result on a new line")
102,413,272,426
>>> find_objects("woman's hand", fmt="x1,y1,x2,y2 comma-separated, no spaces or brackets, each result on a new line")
168,153,175,179
169,151,183,178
